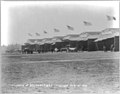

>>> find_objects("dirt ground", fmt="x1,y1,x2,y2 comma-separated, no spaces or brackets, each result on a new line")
1,52,120,94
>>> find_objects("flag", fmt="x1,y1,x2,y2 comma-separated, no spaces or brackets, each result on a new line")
106,15,116,21
66,25,74,30
35,33,40,36
44,30,47,34
54,28,60,32
28,33,32,36
83,21,92,26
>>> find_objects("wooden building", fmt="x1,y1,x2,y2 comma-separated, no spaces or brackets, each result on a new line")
51,36,64,52
22,39,37,54
63,34,79,47
75,32,100,51
95,28,119,51
22,28,119,54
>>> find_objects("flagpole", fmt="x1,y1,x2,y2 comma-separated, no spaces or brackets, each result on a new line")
95,42,99,51
114,36,115,52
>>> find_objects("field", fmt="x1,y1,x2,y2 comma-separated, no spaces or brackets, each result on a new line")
1,52,120,94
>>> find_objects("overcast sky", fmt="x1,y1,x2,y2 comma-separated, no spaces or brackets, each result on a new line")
1,1,119,45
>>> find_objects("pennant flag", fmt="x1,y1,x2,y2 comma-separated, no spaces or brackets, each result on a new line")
106,15,116,21
83,21,92,26
54,28,60,32
28,33,32,36
66,25,74,30
35,33,40,36
44,30,47,34
113,17,116,20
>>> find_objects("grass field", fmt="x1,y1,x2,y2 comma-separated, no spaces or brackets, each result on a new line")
1,52,120,94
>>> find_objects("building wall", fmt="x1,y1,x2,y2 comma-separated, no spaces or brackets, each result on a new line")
114,36,119,51
103,38,114,51
87,39,97,51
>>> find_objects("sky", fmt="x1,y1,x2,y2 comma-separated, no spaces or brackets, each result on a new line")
1,1,119,46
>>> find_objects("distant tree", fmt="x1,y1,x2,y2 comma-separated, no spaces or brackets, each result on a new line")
6,44,21,53
1,45,7,54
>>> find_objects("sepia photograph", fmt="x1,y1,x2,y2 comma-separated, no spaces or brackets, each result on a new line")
1,1,120,94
